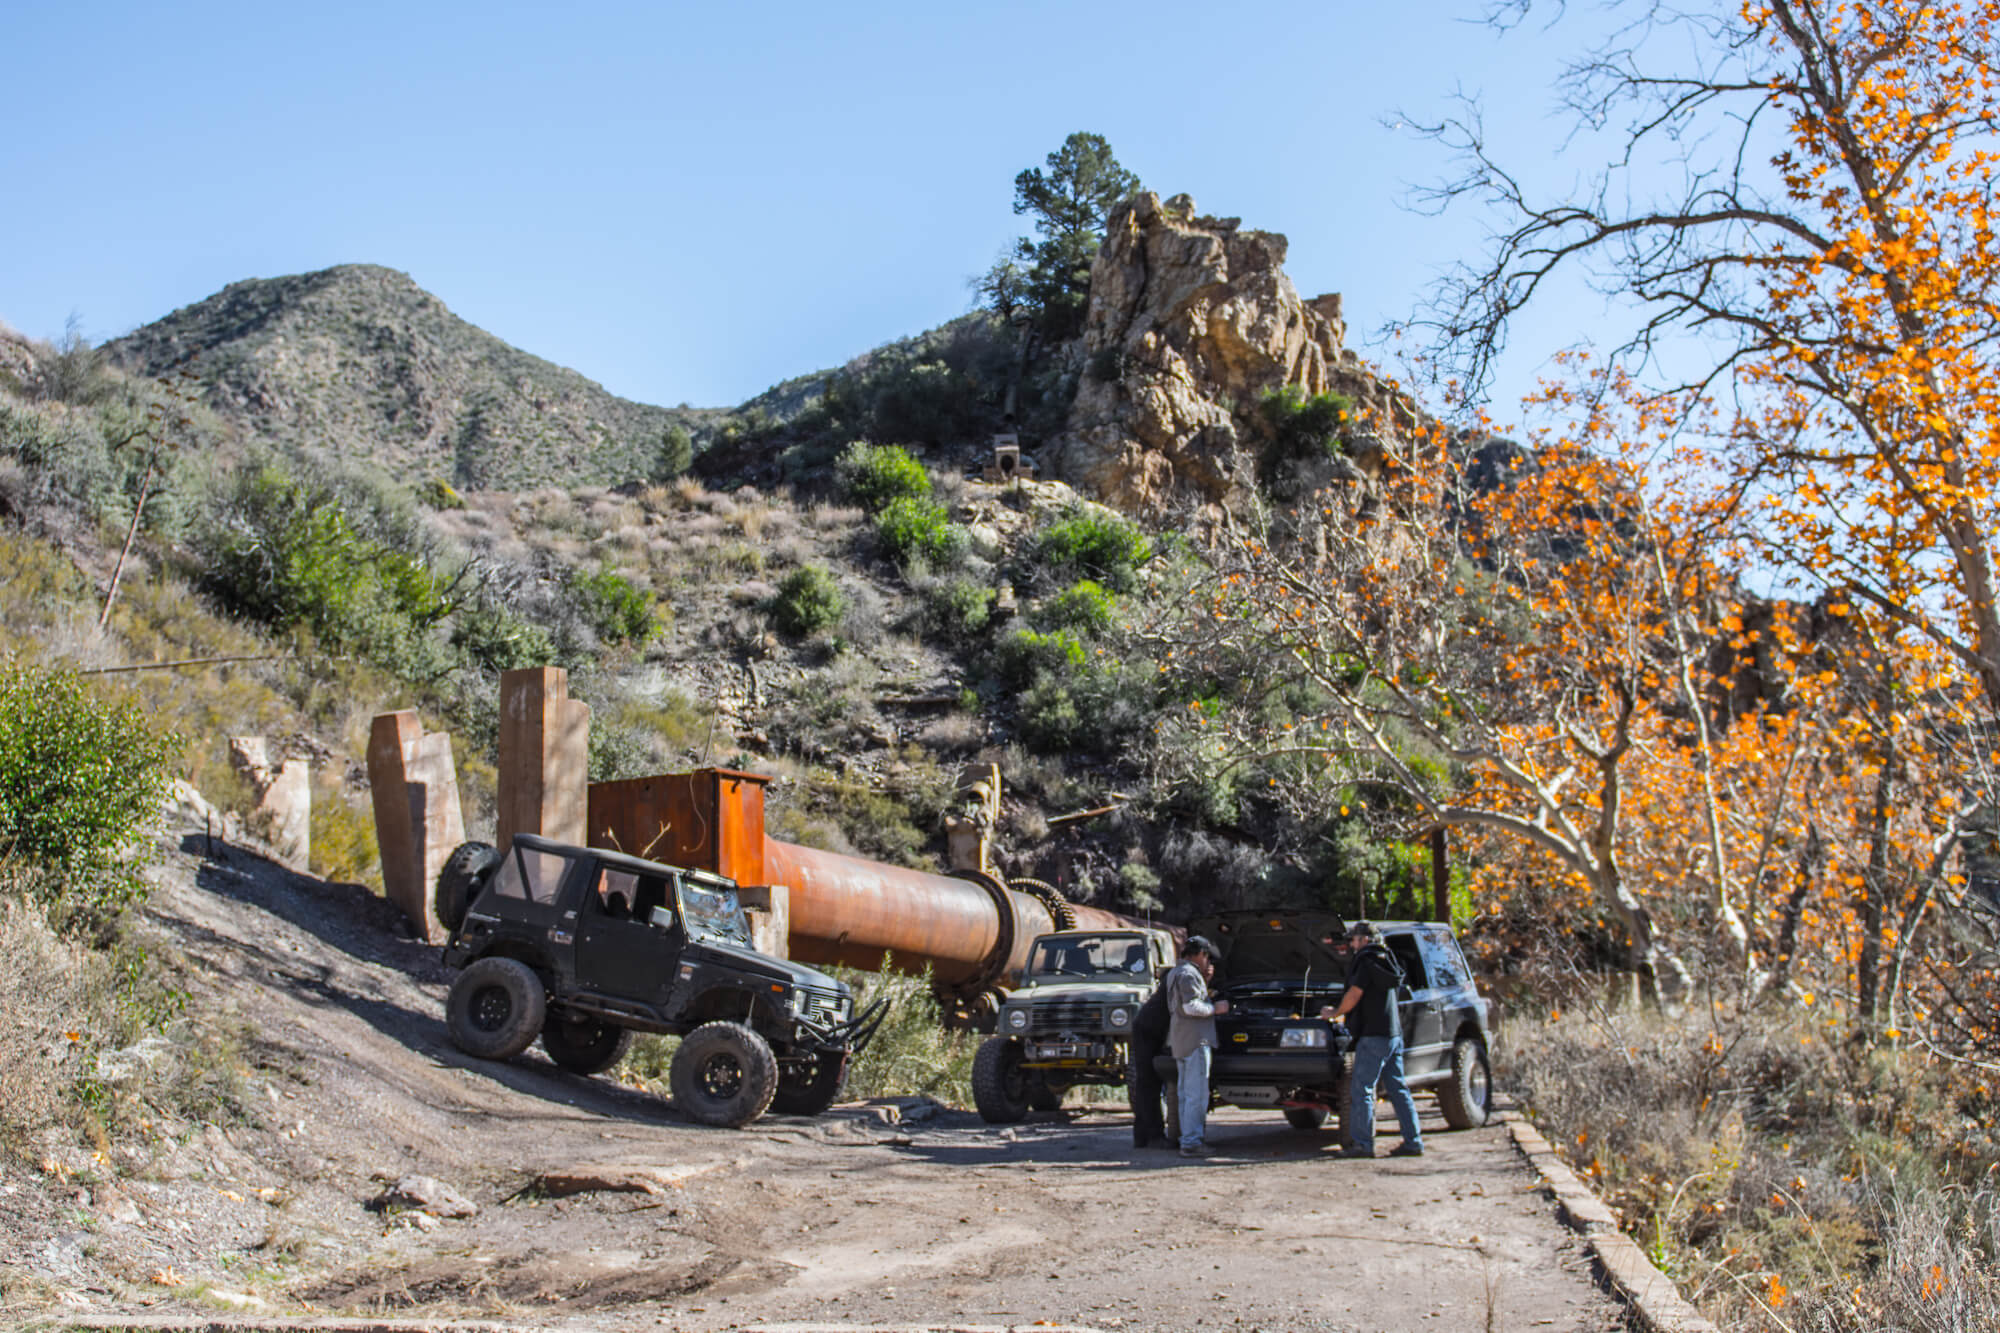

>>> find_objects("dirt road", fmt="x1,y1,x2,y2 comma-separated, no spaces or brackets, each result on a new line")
3,834,1631,1332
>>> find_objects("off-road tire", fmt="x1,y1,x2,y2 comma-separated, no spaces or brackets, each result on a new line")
972,1035,1031,1123
1028,1078,1066,1113
770,1051,848,1116
1437,1035,1492,1130
446,957,546,1061
435,841,499,932
540,1012,632,1076
1284,1106,1330,1131
670,1021,779,1128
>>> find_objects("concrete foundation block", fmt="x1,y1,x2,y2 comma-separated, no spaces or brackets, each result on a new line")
228,736,311,872
739,883,790,959
367,712,467,942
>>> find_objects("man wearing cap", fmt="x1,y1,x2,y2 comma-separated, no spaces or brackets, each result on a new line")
1322,921,1423,1159
1166,936,1228,1158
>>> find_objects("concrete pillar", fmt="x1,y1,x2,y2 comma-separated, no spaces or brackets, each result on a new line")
367,712,467,942
497,667,590,851
228,736,311,872
739,883,790,960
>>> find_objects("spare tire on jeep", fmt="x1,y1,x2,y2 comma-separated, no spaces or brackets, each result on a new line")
436,841,500,932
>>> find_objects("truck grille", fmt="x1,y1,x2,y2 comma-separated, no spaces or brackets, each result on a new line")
1027,999,1103,1035
802,991,848,1024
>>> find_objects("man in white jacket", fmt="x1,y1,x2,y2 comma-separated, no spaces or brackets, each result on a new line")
1165,935,1228,1158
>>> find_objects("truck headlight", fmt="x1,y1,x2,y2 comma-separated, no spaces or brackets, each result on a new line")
1107,1006,1131,1028
1280,1027,1327,1048
1005,1008,1028,1031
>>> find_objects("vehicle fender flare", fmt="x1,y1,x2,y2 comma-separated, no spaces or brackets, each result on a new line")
686,985,759,1025
471,941,555,979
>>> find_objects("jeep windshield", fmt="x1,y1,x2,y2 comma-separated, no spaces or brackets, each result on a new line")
1025,934,1153,980
678,879,752,945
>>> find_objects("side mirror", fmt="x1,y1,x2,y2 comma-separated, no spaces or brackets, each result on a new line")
650,907,676,930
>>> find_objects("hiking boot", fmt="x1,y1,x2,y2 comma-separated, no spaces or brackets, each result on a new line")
1339,1145,1374,1158
1179,1142,1219,1158
1389,1141,1426,1158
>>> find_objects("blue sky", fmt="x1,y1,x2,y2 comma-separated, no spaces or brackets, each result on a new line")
2,2,1604,420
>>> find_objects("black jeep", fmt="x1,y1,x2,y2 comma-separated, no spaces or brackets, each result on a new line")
433,833,882,1128
1166,912,1493,1139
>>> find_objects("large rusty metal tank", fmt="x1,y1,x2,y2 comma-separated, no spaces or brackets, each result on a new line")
585,768,1139,1016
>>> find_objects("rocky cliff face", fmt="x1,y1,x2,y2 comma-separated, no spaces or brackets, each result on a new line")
1046,192,1410,511
105,265,708,490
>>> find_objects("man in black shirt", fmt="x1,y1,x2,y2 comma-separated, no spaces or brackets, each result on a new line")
1126,976,1173,1148
1322,920,1423,1159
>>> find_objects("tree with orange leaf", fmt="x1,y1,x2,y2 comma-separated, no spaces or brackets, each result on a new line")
1418,0,2000,1034
1154,374,1811,1002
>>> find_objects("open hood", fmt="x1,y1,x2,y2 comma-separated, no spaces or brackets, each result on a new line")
1193,910,1349,983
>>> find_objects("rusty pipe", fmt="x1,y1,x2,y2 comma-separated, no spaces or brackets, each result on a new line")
765,837,1077,992
585,768,1162,995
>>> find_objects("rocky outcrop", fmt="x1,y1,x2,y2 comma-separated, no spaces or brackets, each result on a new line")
1045,192,1413,511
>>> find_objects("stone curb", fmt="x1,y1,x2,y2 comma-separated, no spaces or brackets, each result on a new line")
1501,1111,1719,1333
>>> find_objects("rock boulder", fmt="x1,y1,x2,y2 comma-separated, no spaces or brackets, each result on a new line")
1046,192,1412,512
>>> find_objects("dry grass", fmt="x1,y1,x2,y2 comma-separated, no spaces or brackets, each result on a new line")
0,892,101,1151
1504,1005,2000,1331
807,502,865,531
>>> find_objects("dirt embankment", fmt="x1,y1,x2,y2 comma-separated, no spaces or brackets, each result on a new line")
3,831,1631,1332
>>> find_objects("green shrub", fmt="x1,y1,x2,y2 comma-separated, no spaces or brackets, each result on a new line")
838,442,932,513
772,565,846,637
310,788,382,890
867,361,987,446
831,964,977,1103
921,577,994,637
875,496,966,568
450,597,558,673
1035,579,1116,634
655,424,694,480
995,627,1086,690
1034,509,1153,592
200,466,448,666
571,565,658,648
1016,658,1155,756
0,667,177,930
418,477,466,510
1258,386,1354,476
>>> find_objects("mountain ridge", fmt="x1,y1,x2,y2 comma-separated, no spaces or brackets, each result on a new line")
104,263,717,490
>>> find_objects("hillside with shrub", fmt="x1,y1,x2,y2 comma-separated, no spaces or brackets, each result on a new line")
104,264,715,490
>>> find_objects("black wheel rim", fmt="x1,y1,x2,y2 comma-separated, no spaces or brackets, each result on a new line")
701,1052,745,1099
471,985,513,1033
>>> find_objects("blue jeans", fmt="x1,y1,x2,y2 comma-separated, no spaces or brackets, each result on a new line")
1176,1047,1211,1150
1348,1035,1421,1152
